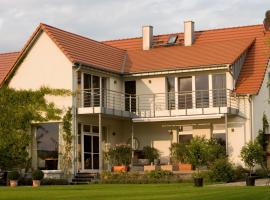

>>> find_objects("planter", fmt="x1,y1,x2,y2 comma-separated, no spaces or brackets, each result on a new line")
32,180,41,187
246,176,256,186
194,177,203,187
9,180,18,187
179,163,192,171
161,164,178,171
144,165,161,172
112,166,128,172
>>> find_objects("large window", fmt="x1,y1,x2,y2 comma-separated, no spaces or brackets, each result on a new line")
195,75,209,108
178,77,192,109
36,123,59,170
212,74,227,107
167,77,175,110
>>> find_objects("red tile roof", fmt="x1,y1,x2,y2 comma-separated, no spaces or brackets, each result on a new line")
40,24,126,73
0,52,20,86
104,24,270,94
125,38,254,73
2,24,270,95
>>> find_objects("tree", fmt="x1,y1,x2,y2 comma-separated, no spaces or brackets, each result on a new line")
185,137,209,176
240,140,265,176
0,87,69,170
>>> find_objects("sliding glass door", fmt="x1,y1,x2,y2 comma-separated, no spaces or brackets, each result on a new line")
178,77,192,109
195,75,209,108
212,74,227,107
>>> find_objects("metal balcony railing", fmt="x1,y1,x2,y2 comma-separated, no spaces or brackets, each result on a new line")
77,88,238,118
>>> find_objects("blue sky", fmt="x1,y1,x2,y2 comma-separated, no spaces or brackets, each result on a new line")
0,0,269,52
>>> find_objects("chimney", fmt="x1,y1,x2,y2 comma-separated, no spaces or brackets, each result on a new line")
184,21,195,46
142,25,153,50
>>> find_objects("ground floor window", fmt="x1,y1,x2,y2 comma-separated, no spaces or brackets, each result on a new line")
34,123,60,170
178,126,193,144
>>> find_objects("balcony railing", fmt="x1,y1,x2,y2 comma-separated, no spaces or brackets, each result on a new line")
77,88,238,118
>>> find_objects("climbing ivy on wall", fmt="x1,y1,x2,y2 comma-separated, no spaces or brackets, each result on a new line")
61,107,73,177
0,87,70,170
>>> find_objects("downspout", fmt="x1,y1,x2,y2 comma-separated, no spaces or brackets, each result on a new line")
72,64,81,177
248,94,254,141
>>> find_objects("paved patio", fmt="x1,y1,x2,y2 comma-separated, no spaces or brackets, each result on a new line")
211,179,270,186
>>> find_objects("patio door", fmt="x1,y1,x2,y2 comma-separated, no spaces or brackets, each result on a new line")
81,125,99,171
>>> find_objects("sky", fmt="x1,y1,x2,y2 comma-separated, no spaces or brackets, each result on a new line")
0,0,269,52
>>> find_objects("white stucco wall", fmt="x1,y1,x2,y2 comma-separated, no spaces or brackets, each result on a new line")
8,31,73,109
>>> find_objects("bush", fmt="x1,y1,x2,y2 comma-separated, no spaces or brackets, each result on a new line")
101,170,182,184
32,170,44,180
207,139,226,166
7,171,20,180
170,143,188,163
208,158,234,183
104,144,132,166
18,177,32,186
142,146,160,163
41,178,69,185
233,165,249,181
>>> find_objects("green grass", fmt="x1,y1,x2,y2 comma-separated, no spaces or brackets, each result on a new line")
0,184,269,200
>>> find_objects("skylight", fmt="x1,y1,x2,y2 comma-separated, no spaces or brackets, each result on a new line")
167,35,178,45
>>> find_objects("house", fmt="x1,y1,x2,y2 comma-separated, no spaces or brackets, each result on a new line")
1,11,270,178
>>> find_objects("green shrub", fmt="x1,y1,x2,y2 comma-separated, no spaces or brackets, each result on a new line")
207,138,226,166
32,170,44,180
142,146,160,163
233,165,249,181
18,177,32,186
7,171,20,180
170,143,188,163
104,144,132,166
208,158,234,183
101,170,182,184
41,178,69,185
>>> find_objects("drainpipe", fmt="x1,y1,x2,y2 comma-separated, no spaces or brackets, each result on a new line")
249,95,254,141
72,64,81,177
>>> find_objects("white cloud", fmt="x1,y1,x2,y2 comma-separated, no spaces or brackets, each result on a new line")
0,0,269,52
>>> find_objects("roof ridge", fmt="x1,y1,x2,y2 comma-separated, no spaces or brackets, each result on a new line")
103,23,263,43
40,23,126,53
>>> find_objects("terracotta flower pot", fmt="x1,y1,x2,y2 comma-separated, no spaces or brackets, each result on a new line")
179,163,192,171
32,180,41,187
9,180,18,187
112,166,128,172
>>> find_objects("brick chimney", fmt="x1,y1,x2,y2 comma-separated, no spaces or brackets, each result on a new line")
184,21,195,46
142,25,153,50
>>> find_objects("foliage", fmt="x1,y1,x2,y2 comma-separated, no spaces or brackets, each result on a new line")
18,178,69,186
61,108,73,177
100,170,181,184
7,171,20,180
208,158,234,183
142,146,160,163
207,138,226,166
104,144,132,166
32,170,44,180
170,143,188,163
232,165,249,181
240,140,265,175
185,137,209,176
0,87,69,170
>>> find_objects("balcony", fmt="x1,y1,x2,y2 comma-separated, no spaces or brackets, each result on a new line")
77,89,239,119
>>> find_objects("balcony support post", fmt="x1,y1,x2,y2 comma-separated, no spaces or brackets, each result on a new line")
225,113,229,155
131,121,134,165
99,113,103,172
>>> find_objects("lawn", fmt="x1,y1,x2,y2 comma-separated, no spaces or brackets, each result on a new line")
0,184,269,200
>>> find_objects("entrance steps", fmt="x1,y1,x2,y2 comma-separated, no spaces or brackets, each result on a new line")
71,172,99,185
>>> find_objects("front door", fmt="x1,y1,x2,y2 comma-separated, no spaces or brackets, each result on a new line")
81,125,99,171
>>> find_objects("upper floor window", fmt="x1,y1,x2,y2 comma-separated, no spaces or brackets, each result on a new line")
195,75,209,108
212,74,227,107
166,77,175,110
178,77,192,109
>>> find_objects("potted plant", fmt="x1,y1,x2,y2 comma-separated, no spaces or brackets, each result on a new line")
185,137,209,187
170,143,192,171
142,146,160,164
105,144,132,172
240,140,264,186
7,171,20,187
32,169,44,187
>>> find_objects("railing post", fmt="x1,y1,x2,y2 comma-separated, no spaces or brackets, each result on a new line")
113,95,115,115
153,94,156,118
129,95,132,112
137,95,140,116
185,94,187,115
